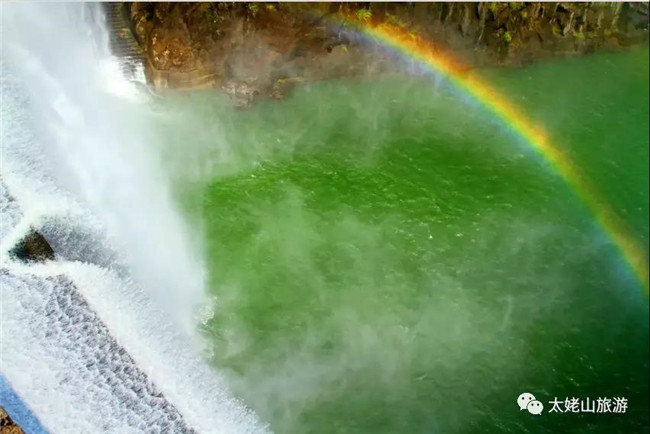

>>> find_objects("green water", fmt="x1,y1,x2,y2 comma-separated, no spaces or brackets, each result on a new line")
159,47,648,433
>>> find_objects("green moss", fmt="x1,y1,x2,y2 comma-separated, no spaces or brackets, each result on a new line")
356,8,372,22
503,30,512,44
574,31,585,40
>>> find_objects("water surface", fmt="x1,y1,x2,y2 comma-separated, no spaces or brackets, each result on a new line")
160,47,649,433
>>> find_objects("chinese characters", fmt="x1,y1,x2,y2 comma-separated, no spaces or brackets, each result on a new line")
548,397,628,414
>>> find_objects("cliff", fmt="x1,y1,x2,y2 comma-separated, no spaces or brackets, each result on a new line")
121,2,649,106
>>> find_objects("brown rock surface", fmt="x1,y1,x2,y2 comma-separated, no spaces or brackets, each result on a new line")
121,2,648,105
0,407,24,434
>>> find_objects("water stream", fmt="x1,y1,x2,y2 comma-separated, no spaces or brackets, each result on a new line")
1,4,266,433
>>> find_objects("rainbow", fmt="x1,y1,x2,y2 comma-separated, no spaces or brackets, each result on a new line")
328,11,649,293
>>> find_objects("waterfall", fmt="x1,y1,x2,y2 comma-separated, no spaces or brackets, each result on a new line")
0,3,268,433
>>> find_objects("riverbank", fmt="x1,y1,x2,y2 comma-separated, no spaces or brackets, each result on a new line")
122,2,649,106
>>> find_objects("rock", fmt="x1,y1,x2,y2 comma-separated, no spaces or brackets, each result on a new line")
116,2,649,105
270,76,305,100
221,79,260,108
9,230,55,263
0,406,24,434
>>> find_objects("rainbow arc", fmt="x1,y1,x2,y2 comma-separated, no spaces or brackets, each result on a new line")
329,12,649,293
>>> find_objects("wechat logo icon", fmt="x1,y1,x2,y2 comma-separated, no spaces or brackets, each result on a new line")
518,392,544,416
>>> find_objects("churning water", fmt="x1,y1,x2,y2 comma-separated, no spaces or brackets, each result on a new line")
154,47,649,433
1,4,266,433
1,2,648,434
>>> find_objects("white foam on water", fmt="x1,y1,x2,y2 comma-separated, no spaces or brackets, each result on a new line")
1,3,269,433
2,257,268,434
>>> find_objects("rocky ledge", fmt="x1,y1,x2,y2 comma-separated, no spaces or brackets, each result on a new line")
122,2,648,106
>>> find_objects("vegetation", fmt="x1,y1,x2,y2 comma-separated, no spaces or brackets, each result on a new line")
356,8,372,22
508,2,526,12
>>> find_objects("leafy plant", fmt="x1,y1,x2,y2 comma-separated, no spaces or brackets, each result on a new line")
503,30,512,43
356,8,372,22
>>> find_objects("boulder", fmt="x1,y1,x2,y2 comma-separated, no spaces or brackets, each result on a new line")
9,230,55,263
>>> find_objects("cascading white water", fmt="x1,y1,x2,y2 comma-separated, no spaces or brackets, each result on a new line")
1,3,206,335
1,3,268,433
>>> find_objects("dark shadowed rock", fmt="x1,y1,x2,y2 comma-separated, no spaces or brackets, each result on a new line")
9,230,56,263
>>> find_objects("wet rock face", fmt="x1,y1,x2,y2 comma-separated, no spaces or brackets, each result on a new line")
9,230,56,263
147,4,197,71
123,2,649,106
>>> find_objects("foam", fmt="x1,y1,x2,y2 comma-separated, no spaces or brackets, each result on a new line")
1,3,269,433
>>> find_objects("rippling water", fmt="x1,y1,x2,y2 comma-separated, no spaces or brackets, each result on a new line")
158,46,649,433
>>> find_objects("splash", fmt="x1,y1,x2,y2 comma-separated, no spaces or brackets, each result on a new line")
326,11,649,293
1,2,206,333
1,3,268,432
